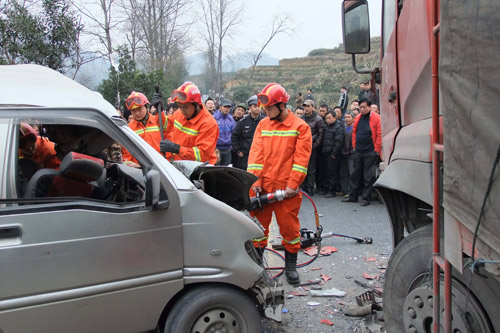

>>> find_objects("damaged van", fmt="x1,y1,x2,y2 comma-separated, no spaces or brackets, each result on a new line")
0,64,283,332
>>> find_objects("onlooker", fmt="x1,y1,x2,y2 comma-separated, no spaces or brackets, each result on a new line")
316,104,329,195
352,107,360,117
295,92,304,108
233,103,247,121
340,111,355,195
371,103,379,114
342,98,381,206
214,99,236,165
358,82,369,101
301,99,324,195
205,97,216,115
306,88,315,101
338,86,349,115
231,95,263,170
294,107,304,117
350,99,359,111
322,111,344,198
333,106,344,125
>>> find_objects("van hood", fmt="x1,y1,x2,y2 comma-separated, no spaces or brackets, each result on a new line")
172,161,258,211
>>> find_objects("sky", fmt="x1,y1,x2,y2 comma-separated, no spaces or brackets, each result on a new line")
192,0,382,61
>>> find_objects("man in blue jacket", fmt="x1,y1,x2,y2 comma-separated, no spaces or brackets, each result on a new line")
214,99,236,165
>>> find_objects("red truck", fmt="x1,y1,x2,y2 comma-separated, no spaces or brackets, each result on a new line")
342,1,500,332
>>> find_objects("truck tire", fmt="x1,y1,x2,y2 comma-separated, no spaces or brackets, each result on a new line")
384,225,500,332
164,284,262,333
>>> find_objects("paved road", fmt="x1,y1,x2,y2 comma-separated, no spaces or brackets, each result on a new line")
261,192,393,332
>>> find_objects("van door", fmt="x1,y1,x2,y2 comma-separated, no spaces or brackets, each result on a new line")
0,114,183,333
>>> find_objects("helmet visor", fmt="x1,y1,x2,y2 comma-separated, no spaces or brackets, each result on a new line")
257,94,271,107
126,96,145,110
171,90,188,103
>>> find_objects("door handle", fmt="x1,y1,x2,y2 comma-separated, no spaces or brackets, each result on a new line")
0,226,22,239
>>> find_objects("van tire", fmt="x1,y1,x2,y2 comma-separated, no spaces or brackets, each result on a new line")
164,284,261,333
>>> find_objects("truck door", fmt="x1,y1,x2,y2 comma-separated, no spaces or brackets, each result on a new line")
379,0,399,165
0,113,183,332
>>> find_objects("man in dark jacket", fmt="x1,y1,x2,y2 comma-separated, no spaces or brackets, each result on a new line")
322,111,345,197
300,99,324,195
340,111,355,195
231,95,263,170
338,86,349,116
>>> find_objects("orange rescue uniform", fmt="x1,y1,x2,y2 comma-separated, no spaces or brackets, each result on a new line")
164,106,219,164
247,112,312,253
19,136,61,169
122,112,168,164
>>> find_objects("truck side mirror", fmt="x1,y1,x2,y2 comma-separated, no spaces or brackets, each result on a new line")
145,169,160,209
342,0,370,54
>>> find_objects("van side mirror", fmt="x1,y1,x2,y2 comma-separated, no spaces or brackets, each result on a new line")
145,170,160,208
342,0,370,54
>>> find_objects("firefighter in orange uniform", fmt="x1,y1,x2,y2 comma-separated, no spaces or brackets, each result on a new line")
122,91,167,167
159,82,219,164
19,122,61,169
247,83,312,284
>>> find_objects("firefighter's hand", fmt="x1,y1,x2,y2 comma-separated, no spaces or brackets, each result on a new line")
238,151,244,157
285,187,298,198
124,160,141,168
160,139,180,154
151,92,163,109
252,186,262,194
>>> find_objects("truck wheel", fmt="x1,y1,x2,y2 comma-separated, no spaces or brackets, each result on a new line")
384,225,500,332
164,285,261,333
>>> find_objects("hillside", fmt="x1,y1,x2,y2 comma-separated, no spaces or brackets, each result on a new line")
226,37,381,107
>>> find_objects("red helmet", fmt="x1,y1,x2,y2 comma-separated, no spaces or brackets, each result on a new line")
19,122,37,148
257,83,290,107
126,91,150,110
171,82,202,105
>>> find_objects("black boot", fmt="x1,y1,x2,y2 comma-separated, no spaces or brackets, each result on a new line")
284,250,300,285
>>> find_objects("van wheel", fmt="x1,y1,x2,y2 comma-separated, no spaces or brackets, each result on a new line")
164,285,261,333
384,225,500,332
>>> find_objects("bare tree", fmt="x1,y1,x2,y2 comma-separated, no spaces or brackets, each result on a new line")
125,0,190,72
198,0,242,96
247,14,293,86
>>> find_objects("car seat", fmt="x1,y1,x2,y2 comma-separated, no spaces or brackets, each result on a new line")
24,152,105,199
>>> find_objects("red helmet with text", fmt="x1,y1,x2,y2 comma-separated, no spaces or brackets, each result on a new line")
257,83,290,107
171,82,202,105
126,91,150,110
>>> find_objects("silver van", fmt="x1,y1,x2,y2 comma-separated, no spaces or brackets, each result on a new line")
0,64,283,332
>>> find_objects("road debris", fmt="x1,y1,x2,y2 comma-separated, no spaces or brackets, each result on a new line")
320,319,334,326
362,272,380,280
310,288,347,297
320,273,332,282
307,301,321,307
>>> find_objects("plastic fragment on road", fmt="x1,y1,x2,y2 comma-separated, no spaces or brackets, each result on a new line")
307,301,321,306
310,288,347,297
320,319,334,326
288,290,308,296
311,267,322,271
321,273,332,282
303,245,338,256
363,256,377,262
362,272,380,280
282,308,288,313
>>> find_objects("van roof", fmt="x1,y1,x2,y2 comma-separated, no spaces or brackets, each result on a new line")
0,64,117,117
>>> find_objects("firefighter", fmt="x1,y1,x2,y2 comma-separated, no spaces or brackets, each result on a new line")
122,91,167,167
247,83,312,285
19,122,61,170
159,82,219,164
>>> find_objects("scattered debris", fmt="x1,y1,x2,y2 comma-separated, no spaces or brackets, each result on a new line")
288,290,309,296
318,213,324,217
321,273,332,282
344,304,373,317
362,272,380,280
311,267,322,271
307,301,321,307
303,245,338,256
356,290,376,306
298,278,322,287
363,256,377,262
310,288,347,297
320,319,334,326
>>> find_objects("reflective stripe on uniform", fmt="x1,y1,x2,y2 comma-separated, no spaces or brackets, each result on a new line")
247,163,263,170
134,128,145,135
193,147,201,161
163,117,168,130
174,120,199,136
251,236,268,242
283,236,301,245
292,164,308,175
145,126,160,133
261,130,300,137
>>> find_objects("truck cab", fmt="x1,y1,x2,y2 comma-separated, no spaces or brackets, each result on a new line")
0,64,283,332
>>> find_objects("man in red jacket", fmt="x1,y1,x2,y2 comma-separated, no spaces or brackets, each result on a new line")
342,98,381,206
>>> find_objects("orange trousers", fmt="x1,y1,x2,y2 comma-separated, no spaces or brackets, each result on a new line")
250,192,302,253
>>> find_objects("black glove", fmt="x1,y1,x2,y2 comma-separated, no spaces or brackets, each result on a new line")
151,92,163,109
160,139,180,154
